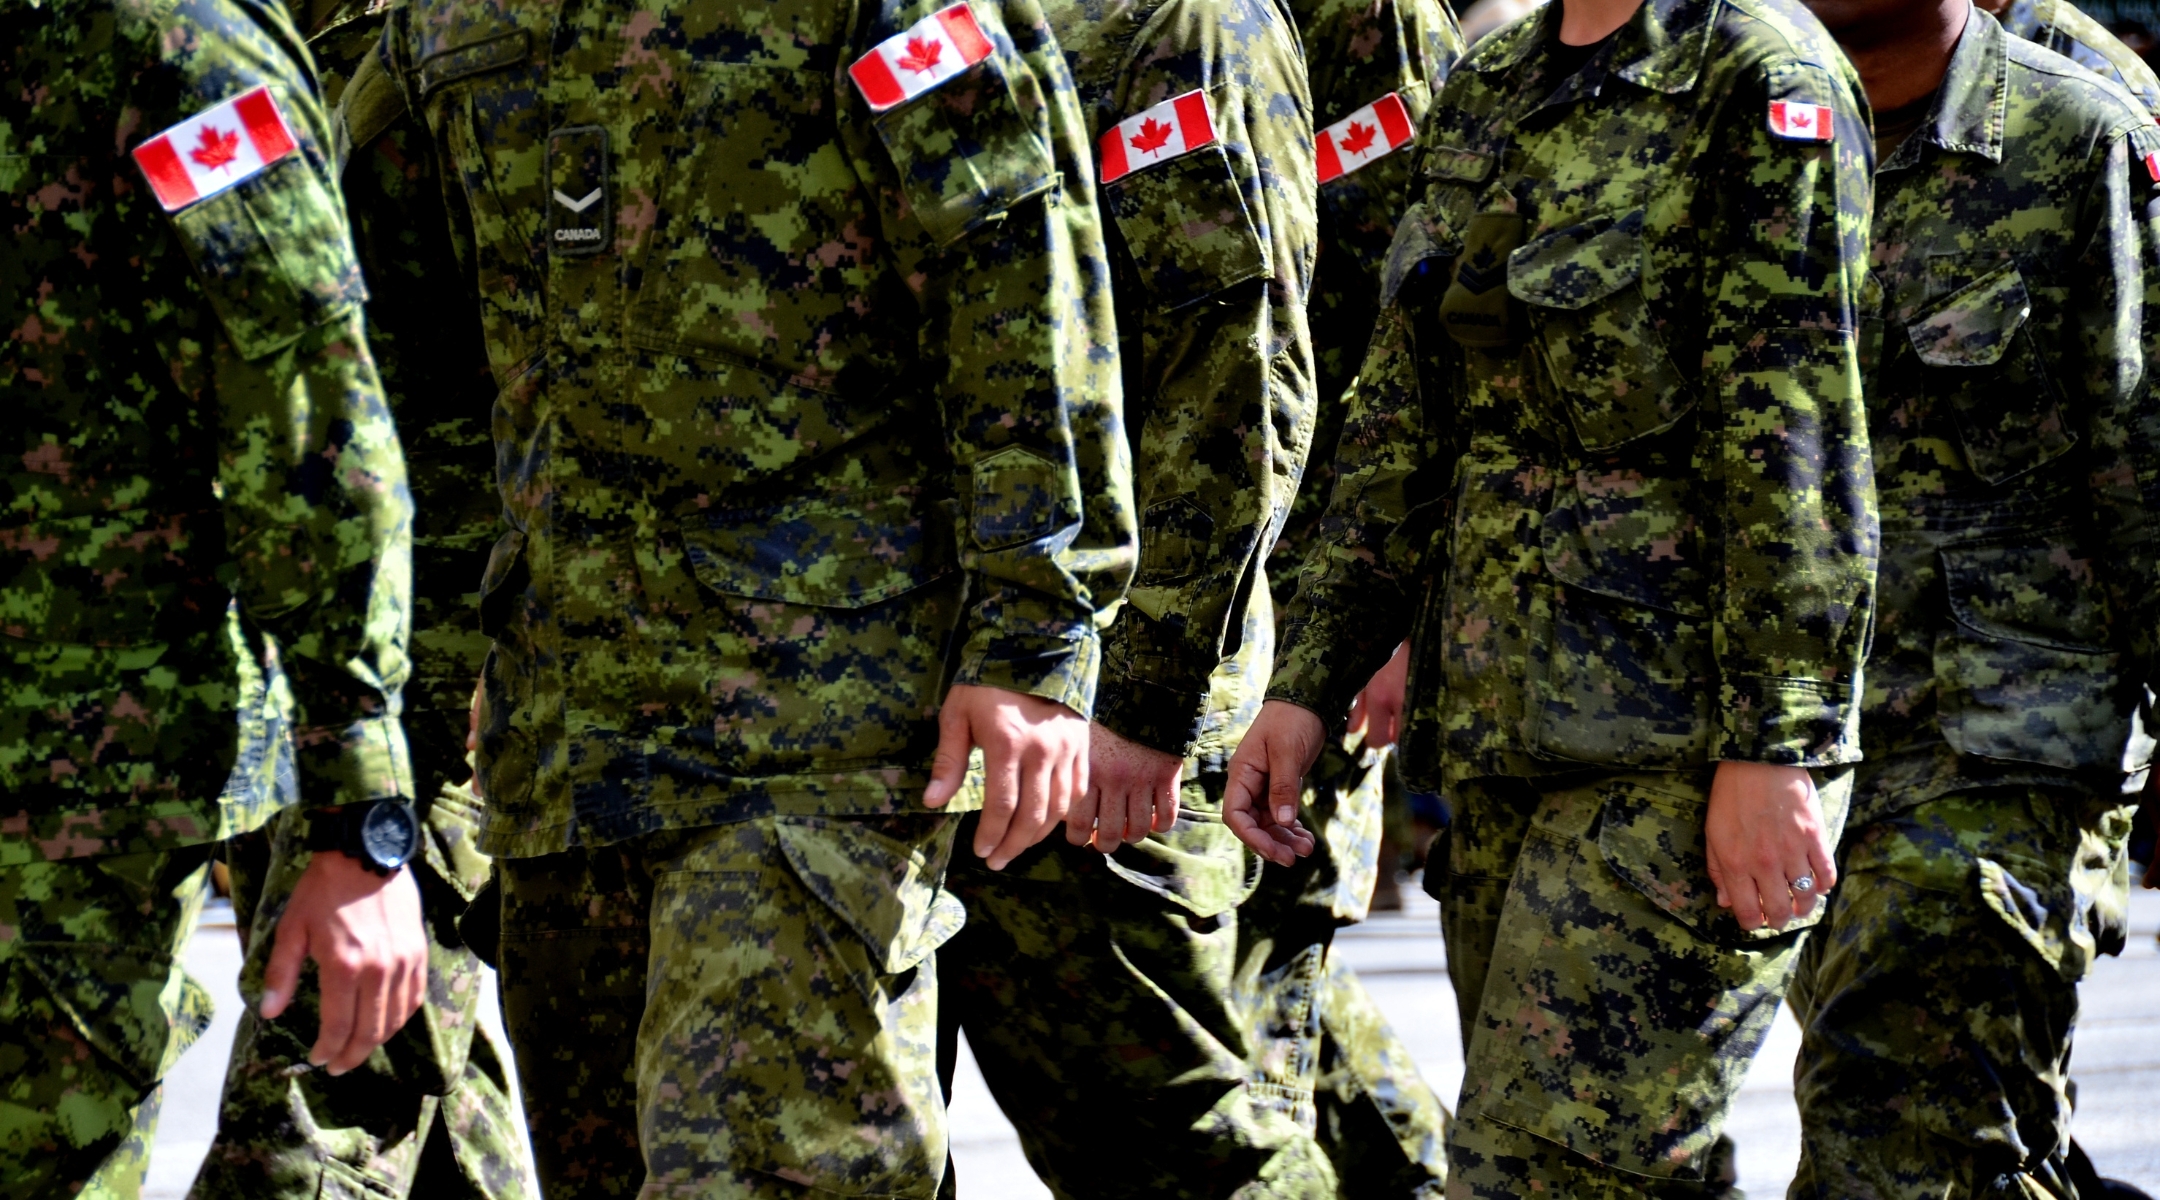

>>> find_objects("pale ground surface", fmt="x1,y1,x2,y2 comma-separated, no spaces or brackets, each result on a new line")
146,880,2160,1199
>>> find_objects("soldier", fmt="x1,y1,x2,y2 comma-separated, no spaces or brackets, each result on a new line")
931,0,1334,1193
1785,0,2160,1193
1237,0,1466,1192
351,0,1133,1193
0,0,425,1194
181,0,539,1195
1223,0,1878,1191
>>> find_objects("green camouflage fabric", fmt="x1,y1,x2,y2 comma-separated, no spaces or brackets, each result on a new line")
0,0,416,868
938,802,1338,1200
1789,786,2137,1199
1440,767,1852,1193
1998,0,2160,115
1048,0,1318,756
192,796,534,1200
1268,0,1877,792
365,0,1133,857
0,847,214,1198
494,815,963,1199
1845,6,2160,829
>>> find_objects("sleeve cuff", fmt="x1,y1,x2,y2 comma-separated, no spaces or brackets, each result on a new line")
1714,675,1860,766
291,713,413,811
955,625,1101,718
1092,674,1210,757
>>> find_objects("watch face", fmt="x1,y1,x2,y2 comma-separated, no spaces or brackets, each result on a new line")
359,802,420,869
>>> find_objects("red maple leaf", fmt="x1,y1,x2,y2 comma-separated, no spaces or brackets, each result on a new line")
1340,121,1377,155
1129,117,1174,154
897,36,943,73
189,124,241,171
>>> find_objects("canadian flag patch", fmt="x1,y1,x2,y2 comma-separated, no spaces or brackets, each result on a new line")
2144,149,2160,182
130,86,299,212
1316,92,1415,184
850,4,994,112
1767,100,1833,142
1100,90,1217,184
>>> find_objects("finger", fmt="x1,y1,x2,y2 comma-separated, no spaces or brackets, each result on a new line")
1066,775,1101,848
974,741,1021,863
922,704,971,809
1151,769,1180,834
1121,778,1154,849
260,914,310,1020
1346,692,1369,741
1048,750,1078,837
1266,738,1304,828
1091,778,1127,855
310,949,358,1069
989,746,1054,870
1705,844,1731,910
1806,837,1839,899
332,963,390,1075
1726,872,1765,932
1754,860,1796,930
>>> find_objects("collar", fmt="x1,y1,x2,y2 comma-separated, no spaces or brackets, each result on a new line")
1470,0,1718,95
1888,4,2008,169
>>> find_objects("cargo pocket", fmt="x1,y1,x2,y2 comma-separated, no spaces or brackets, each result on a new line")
969,443,1078,552
1100,801,1261,919
773,816,967,981
7,943,214,1090
1936,535,2125,772
1594,779,1826,944
171,150,366,359
1510,210,1692,451
1105,134,1268,312
1907,262,2072,483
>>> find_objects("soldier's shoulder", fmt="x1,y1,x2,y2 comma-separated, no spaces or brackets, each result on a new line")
2006,33,2153,143
1711,0,1860,92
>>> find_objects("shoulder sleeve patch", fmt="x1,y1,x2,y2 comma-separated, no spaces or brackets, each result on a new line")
850,4,994,112
131,86,298,212
1764,59,1839,142
1317,92,1416,184
1100,90,1217,183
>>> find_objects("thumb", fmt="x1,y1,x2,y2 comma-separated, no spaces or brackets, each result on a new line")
260,910,310,1019
922,702,971,808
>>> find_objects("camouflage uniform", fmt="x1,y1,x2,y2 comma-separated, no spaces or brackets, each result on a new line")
1265,0,1877,1191
1785,11,2160,1197
0,0,415,1192
1998,0,2160,114
185,2,536,1195
934,0,1331,1193
358,0,1132,1192
1237,0,1466,1193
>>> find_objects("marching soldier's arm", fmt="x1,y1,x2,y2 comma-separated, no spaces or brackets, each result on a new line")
177,0,416,812
847,0,1134,720
1091,0,1320,755
1700,56,1877,766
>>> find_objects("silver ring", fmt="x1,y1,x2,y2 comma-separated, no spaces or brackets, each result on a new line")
1789,874,1815,893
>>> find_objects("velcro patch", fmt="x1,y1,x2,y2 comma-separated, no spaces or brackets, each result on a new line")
1100,90,1217,184
1316,92,1415,184
131,86,298,212
1768,99,1832,142
547,126,609,256
850,4,994,112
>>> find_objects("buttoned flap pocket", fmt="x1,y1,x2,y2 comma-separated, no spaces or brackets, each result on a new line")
869,17,1057,247
1907,262,2073,484
1509,210,1692,452
1935,536,2128,772
1106,141,1270,312
1134,495,1215,586
970,443,1080,552
1595,778,1825,944
773,816,967,977
682,491,958,608
171,152,366,360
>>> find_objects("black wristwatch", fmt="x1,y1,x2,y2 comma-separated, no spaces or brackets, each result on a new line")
305,797,421,875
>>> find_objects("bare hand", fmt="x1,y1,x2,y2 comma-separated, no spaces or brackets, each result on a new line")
1705,761,1838,931
1067,725,1183,854
1223,700,1325,866
924,683,1088,870
260,847,428,1075
1346,641,1409,750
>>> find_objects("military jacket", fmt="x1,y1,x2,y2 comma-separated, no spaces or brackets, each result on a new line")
1043,0,1316,761
310,0,503,797
1999,0,2160,115
1271,0,1878,788
0,0,415,863
367,0,1134,855
1269,0,1464,608
1853,8,2160,821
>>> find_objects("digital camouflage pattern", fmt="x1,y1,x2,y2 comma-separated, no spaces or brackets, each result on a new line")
0,0,415,865
1790,787,2137,1199
1268,0,1878,790
1441,767,1852,1194
1787,14,2160,1197
366,0,1134,858
0,847,214,1197
1997,0,2160,115
1842,6,2160,829
495,815,963,1200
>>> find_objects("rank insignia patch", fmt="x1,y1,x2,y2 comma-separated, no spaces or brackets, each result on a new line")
1767,100,1833,142
131,86,298,212
1316,92,1415,184
1100,90,1217,184
850,4,994,112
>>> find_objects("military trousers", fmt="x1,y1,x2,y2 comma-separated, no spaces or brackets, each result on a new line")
0,845,214,1200
188,785,534,1200
1438,766,1852,1198
1234,741,1449,1199
496,813,962,1200
1787,784,2136,1200
936,781,1335,1200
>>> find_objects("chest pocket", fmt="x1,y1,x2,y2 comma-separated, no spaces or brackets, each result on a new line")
1509,210,1691,453
1105,141,1268,313
1906,261,2073,484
